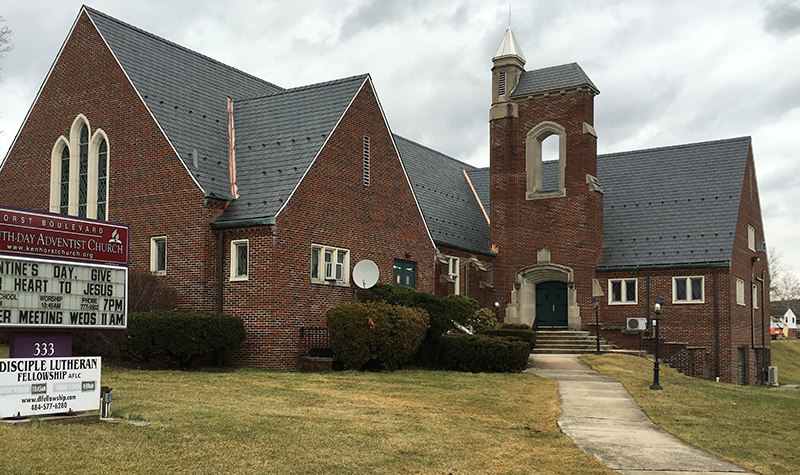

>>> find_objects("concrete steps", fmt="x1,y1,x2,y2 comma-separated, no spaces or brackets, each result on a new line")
534,329,616,355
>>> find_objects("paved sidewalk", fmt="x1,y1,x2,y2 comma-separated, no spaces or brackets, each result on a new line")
527,355,758,475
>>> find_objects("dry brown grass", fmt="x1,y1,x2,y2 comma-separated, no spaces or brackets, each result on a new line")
1,363,615,475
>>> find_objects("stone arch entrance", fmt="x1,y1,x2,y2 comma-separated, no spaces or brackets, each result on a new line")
505,263,581,329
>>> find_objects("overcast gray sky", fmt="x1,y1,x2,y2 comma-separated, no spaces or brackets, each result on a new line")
1,0,799,281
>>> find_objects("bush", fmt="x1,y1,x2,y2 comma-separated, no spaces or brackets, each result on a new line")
469,308,500,333
481,326,537,350
367,284,479,337
438,334,530,372
128,268,179,312
326,301,429,370
126,311,246,368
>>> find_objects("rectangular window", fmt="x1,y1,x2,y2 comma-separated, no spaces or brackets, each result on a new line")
447,256,460,295
736,278,745,306
230,239,248,281
393,259,417,289
752,284,758,309
311,244,349,285
748,225,755,251
363,136,371,186
150,237,167,275
609,279,637,304
673,276,704,303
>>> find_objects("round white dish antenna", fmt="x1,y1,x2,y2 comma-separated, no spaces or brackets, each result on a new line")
352,259,379,289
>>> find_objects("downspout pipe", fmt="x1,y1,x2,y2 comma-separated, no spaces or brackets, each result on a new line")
218,229,224,314
751,256,759,349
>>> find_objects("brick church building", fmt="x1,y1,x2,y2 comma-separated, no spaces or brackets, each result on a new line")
0,7,770,383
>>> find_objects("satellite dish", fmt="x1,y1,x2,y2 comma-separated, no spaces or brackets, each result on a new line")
352,259,379,289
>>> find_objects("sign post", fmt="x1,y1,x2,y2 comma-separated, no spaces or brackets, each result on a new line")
0,206,128,418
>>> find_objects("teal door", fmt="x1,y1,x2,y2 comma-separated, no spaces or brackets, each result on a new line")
536,281,568,327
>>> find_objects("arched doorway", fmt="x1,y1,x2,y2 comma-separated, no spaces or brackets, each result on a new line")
505,263,580,329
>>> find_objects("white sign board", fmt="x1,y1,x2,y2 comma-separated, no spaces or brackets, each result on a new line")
0,256,127,330
0,357,101,417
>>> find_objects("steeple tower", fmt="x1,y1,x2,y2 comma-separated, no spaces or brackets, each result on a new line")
491,27,525,115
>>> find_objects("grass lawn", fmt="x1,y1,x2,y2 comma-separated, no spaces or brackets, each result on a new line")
582,353,800,475
771,339,800,385
0,353,614,475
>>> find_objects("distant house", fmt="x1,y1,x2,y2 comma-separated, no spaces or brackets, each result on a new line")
0,7,771,383
772,309,797,338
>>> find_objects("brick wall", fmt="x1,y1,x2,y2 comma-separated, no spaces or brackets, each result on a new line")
226,80,436,370
489,90,603,325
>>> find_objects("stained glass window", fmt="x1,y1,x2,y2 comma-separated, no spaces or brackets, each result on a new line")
78,125,89,217
60,146,70,215
97,139,108,220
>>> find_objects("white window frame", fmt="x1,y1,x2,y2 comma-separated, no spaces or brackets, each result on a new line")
736,278,745,306
230,239,249,281
673,276,705,304
150,236,167,275
608,278,638,305
446,256,460,295
311,244,350,286
747,225,755,251
752,283,758,309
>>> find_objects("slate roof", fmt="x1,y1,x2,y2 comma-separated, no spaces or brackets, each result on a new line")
512,62,598,97
395,136,492,254
217,75,368,222
465,168,490,216
85,6,283,197
597,137,751,268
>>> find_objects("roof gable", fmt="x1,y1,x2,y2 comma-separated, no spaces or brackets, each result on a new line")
216,75,369,223
84,6,283,197
598,136,751,269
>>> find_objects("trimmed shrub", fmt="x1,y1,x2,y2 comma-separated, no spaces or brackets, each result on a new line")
481,326,537,350
438,334,530,372
126,311,246,368
501,323,534,330
367,284,479,337
469,308,500,333
326,301,429,370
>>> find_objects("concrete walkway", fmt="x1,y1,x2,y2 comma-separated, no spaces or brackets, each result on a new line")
527,355,758,475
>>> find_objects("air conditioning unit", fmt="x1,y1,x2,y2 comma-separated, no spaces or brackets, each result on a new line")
756,241,767,253
325,262,343,281
626,318,647,331
768,366,779,386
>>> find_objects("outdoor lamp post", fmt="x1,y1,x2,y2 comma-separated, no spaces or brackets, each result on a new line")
650,297,665,390
592,297,601,355
494,299,501,320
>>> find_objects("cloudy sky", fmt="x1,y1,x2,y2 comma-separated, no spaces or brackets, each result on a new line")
1,0,799,280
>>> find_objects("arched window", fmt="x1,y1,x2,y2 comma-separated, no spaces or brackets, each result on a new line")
78,125,89,217
50,116,110,220
525,121,566,199
97,139,108,220
59,146,70,215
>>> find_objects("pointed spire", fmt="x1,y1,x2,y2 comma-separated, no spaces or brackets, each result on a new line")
493,27,525,64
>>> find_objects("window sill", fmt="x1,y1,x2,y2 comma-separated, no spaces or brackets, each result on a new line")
609,301,638,306
673,300,705,304
311,279,349,287
526,189,566,200
230,276,249,282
